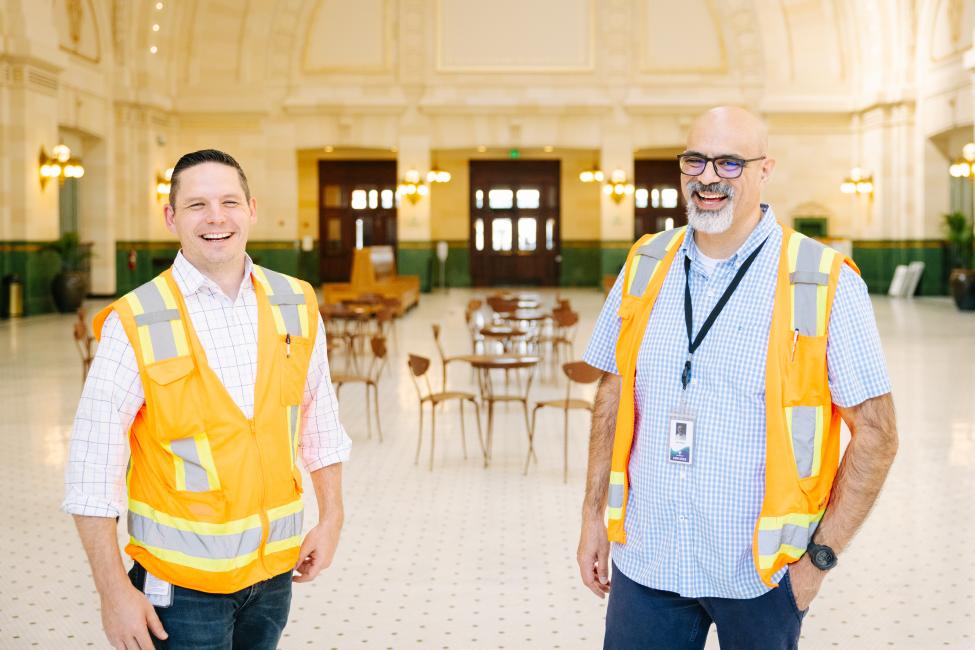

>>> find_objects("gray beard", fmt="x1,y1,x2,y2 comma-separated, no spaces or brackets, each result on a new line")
685,182,735,234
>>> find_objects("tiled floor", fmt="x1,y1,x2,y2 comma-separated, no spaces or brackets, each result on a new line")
0,288,973,649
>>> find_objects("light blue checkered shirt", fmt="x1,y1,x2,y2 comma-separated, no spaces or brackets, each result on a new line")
583,205,891,599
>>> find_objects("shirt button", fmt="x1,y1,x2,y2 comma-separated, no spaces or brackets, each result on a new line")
680,470,686,480
678,515,687,522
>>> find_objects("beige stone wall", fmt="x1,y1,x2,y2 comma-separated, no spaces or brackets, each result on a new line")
2,0,974,294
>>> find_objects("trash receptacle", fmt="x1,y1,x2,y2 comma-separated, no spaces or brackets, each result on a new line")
3,274,23,318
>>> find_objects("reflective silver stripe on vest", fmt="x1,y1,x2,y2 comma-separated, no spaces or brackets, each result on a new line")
170,437,212,492
757,519,819,557
133,281,180,361
629,228,682,298
260,267,305,336
607,483,625,509
791,237,827,336
127,511,263,560
289,405,299,454
268,510,303,544
134,309,180,326
789,406,817,478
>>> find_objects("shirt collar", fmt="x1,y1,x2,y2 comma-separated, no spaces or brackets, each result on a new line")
681,203,777,270
171,250,254,298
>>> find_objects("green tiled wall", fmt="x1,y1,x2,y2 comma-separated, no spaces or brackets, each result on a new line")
114,241,308,296
397,244,435,292
851,240,949,295
0,243,60,316
560,244,602,286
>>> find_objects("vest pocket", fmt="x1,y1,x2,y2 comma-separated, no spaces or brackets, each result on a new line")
144,355,204,436
783,334,827,405
280,335,311,405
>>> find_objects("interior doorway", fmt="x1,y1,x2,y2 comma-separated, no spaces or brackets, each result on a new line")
469,160,561,286
634,159,686,238
318,161,397,283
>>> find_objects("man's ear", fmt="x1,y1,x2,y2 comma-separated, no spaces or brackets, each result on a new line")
164,203,177,235
761,157,776,183
248,196,257,224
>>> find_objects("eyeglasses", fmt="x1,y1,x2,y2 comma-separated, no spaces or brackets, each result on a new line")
677,154,766,179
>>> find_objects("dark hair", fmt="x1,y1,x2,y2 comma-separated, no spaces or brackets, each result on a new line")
168,149,251,207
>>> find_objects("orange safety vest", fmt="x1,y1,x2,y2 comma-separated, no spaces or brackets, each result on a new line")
606,225,859,588
93,265,318,594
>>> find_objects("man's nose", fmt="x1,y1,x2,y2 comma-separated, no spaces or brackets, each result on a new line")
698,160,722,185
205,202,226,222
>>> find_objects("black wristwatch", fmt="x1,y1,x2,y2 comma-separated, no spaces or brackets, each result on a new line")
806,540,838,571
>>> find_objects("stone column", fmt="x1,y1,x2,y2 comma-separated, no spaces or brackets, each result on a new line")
397,132,433,290
599,125,635,278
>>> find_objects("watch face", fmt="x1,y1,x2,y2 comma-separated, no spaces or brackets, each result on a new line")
813,546,836,569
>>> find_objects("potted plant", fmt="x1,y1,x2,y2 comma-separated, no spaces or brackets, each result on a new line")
944,211,975,311
43,232,93,313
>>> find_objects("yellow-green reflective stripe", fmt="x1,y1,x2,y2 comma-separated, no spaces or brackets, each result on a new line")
757,510,824,530
130,538,260,573
266,498,304,521
607,507,623,520
757,544,806,569
265,536,302,556
128,499,261,536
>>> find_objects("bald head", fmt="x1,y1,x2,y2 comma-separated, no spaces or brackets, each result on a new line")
687,106,768,158
679,106,775,244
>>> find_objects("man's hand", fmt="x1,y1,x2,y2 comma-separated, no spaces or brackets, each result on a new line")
787,556,825,611
577,515,611,598
100,582,168,650
293,519,341,583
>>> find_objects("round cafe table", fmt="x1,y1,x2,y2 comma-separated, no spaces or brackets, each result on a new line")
466,354,540,466
480,324,528,353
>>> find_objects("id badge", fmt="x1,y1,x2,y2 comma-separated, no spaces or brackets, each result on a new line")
668,408,695,465
143,570,174,608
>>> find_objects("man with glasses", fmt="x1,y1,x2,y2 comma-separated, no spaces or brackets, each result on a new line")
578,107,897,649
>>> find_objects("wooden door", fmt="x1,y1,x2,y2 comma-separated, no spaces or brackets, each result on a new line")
318,161,397,282
469,160,560,286
634,159,686,238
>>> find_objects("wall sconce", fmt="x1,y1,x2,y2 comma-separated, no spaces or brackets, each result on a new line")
579,165,604,183
602,169,634,203
840,167,873,195
396,169,428,204
949,143,975,178
39,144,85,189
156,167,174,201
426,166,451,184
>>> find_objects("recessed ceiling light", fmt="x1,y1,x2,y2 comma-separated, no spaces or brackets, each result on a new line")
543,145,554,153
477,145,487,153
324,145,334,153
149,45,158,54
152,24,160,32
155,2,164,9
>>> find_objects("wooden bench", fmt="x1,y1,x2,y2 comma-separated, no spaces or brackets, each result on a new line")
322,246,419,311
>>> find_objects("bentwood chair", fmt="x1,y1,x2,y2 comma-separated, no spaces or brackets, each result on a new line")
407,354,485,471
525,361,603,482
332,336,388,441
432,324,475,388
73,307,96,383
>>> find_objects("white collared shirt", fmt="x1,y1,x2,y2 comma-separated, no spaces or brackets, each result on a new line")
63,251,351,517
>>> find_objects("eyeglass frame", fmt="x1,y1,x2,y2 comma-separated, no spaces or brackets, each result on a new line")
676,153,767,180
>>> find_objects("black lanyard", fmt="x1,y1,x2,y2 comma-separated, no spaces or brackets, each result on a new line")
680,237,768,390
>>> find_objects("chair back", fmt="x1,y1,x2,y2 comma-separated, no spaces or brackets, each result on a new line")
431,324,447,361
562,360,602,403
487,295,518,314
375,307,394,336
552,308,579,328
367,336,388,381
407,353,434,399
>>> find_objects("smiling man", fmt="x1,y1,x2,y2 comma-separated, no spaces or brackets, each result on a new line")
577,108,898,649
64,149,351,649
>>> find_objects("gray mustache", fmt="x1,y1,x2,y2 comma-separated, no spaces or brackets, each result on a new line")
688,181,735,197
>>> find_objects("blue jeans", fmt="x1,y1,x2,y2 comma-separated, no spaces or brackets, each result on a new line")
128,562,293,650
604,562,807,650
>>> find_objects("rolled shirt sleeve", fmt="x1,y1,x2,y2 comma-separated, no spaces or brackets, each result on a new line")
62,311,143,518
300,313,352,472
826,264,893,408
583,268,625,375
